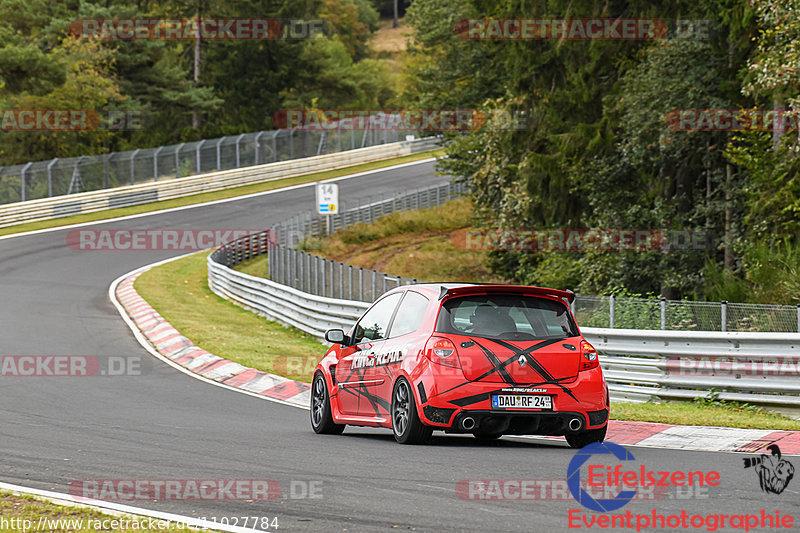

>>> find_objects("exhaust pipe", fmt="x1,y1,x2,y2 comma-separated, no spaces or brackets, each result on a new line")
568,418,583,432
461,416,476,431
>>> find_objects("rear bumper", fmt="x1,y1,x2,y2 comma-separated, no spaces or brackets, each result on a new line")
423,407,608,435
414,366,608,434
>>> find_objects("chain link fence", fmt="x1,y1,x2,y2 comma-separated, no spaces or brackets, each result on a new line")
0,113,421,205
574,295,800,332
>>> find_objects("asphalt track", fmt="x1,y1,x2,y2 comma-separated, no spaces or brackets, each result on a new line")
1,160,798,532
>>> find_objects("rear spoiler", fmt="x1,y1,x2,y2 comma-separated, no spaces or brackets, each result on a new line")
438,284,575,304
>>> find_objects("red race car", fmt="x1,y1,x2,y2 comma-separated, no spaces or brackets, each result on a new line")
310,283,609,446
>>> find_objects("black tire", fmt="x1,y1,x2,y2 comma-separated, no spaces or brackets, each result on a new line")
310,371,345,435
565,424,607,449
391,378,433,444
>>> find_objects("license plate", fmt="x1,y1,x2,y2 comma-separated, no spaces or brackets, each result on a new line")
492,394,552,410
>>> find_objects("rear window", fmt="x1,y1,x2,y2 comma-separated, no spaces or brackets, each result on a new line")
435,294,578,341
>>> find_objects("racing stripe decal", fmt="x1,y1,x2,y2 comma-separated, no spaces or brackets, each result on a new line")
471,339,517,384
488,338,580,403
433,337,564,398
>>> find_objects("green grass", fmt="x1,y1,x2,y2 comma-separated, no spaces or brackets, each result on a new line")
0,149,443,238
612,400,800,430
134,251,326,382
297,196,504,283
0,491,191,532
234,254,269,278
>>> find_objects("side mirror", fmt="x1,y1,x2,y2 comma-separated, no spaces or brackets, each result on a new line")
325,329,346,344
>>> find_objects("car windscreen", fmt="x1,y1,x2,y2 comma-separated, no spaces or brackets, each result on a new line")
435,294,578,341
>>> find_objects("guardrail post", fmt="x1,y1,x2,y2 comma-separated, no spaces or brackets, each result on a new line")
215,138,223,170
313,255,318,295
104,153,111,188
359,268,363,301
373,270,377,299
609,294,615,329
285,245,290,286
382,273,387,295
660,298,666,330
349,265,353,300
153,146,164,181
47,158,57,197
254,131,265,165
20,162,31,202
196,140,205,174
235,133,245,168
321,258,327,297
721,301,727,332
797,304,800,333
338,262,343,299
129,149,140,185
174,143,185,178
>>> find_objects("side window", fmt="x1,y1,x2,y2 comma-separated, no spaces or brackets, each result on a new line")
352,293,402,343
388,291,430,337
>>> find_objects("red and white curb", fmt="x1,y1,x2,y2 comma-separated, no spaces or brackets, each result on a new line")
111,255,800,455
598,420,800,454
110,255,310,410
0,481,262,533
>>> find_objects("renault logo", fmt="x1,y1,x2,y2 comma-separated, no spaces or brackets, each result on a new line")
518,355,527,368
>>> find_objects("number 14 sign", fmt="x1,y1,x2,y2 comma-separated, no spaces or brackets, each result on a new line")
316,183,339,214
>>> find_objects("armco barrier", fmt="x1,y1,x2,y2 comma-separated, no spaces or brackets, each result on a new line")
208,254,368,338
0,137,439,228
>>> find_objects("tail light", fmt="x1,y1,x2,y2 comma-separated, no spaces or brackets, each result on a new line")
424,337,460,368
580,340,599,371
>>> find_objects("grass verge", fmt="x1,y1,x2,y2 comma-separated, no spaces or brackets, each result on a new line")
0,491,190,532
612,400,800,430
297,196,503,283
134,251,325,382
0,149,443,238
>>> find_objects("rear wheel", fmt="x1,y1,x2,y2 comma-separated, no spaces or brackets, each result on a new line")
391,378,432,444
310,371,345,435
565,425,607,449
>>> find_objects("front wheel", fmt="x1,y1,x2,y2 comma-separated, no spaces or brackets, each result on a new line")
565,425,607,449
391,378,432,444
310,371,345,435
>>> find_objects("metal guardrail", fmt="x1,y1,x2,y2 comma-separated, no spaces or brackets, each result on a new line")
0,112,420,205
0,137,440,228
208,251,368,339
584,327,800,408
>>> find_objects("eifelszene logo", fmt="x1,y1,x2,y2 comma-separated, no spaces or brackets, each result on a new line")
743,444,795,495
567,442,720,512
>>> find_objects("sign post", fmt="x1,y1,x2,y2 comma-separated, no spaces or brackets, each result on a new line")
316,182,339,235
